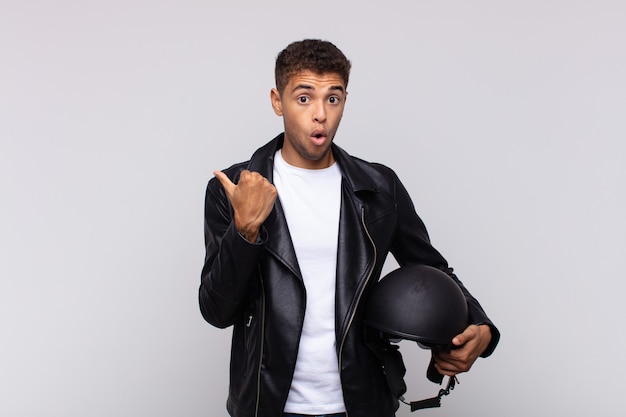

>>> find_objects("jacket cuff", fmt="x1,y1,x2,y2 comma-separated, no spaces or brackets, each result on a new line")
236,225,268,245
476,322,500,358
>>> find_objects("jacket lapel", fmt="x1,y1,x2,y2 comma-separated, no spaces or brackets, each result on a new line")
335,182,375,340
244,133,381,303
247,134,302,280
263,199,302,279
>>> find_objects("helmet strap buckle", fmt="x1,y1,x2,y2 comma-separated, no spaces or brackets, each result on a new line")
405,375,459,412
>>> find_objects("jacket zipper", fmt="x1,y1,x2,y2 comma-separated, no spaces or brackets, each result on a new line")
338,206,377,417
254,267,266,417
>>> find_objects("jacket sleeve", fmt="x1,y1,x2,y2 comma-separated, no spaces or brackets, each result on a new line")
198,174,267,329
389,172,500,357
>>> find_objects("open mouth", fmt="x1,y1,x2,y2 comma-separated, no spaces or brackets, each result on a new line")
311,129,327,142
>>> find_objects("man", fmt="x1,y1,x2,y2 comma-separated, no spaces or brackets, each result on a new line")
200,39,499,417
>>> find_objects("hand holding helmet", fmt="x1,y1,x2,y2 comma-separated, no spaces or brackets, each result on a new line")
433,323,492,376
363,264,486,411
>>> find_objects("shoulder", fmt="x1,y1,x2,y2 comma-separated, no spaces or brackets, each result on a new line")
352,156,397,179
207,161,248,198
207,134,280,189
334,145,401,194
215,160,250,181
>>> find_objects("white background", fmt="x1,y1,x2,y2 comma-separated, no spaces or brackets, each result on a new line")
1,1,625,416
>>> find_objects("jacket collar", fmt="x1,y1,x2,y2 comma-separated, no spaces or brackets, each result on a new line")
247,133,380,193
248,133,379,283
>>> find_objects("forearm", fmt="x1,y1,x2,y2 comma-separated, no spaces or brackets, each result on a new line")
199,179,266,328
392,174,500,356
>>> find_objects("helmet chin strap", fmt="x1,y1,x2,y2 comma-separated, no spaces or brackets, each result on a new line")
402,375,459,411
365,330,460,413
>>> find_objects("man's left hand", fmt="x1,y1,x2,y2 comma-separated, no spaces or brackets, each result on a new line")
433,324,492,376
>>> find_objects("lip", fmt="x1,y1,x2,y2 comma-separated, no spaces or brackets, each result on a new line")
310,129,328,144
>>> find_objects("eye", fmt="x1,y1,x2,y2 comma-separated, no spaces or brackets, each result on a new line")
329,96,340,104
298,96,309,103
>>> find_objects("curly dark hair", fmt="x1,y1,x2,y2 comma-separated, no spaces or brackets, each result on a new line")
275,39,352,94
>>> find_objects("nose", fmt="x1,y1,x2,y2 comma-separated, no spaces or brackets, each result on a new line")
313,101,326,123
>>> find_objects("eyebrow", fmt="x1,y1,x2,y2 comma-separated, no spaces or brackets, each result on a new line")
292,84,345,93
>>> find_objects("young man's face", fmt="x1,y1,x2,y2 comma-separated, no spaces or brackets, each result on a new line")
271,70,347,169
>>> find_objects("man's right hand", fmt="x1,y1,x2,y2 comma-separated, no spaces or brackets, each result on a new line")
214,170,278,243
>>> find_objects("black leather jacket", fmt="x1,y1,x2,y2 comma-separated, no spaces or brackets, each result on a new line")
200,134,499,417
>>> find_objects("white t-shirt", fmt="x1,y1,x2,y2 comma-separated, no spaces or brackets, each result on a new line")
273,150,346,414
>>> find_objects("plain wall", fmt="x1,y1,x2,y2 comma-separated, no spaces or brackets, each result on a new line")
1,1,624,416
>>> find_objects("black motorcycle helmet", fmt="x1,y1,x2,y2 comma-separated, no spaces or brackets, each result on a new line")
364,264,469,348
363,264,469,411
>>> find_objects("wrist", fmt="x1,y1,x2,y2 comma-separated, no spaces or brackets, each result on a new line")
237,225,259,243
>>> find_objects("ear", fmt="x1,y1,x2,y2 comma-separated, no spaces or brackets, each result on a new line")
270,88,283,116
